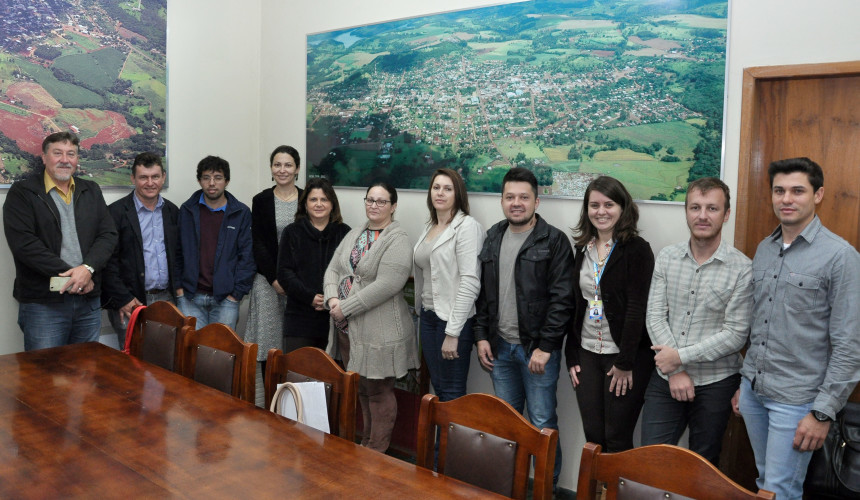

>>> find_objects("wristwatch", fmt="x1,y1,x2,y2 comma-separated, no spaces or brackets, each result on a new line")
811,410,832,422
82,264,95,274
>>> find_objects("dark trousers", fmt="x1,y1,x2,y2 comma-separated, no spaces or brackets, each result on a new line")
640,370,740,466
419,308,474,402
283,335,328,355
575,347,653,452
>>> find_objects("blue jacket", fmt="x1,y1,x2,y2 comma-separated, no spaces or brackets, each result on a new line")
177,190,255,301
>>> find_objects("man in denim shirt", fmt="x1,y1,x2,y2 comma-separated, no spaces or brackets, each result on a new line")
737,157,860,500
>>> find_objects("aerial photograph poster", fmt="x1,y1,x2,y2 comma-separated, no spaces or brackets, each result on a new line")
306,0,728,201
0,0,167,188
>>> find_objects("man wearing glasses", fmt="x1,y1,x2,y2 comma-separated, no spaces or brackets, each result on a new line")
175,156,254,329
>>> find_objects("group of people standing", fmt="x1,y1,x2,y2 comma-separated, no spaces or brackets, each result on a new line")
4,132,858,500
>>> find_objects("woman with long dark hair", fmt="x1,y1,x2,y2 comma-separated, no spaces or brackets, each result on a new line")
413,168,483,401
564,176,655,452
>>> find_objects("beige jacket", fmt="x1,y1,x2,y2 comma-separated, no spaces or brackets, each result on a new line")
412,212,484,337
324,220,419,379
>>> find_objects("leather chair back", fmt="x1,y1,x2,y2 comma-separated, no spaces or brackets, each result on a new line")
140,320,178,371
128,301,195,373
416,393,557,500
444,422,517,496
264,347,358,441
576,443,776,500
181,323,257,403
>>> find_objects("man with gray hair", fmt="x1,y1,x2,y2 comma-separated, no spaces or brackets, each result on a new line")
3,131,117,350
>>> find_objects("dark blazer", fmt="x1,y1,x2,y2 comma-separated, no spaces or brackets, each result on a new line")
277,217,351,338
473,214,575,355
564,235,655,371
101,191,180,310
3,173,117,303
251,186,303,284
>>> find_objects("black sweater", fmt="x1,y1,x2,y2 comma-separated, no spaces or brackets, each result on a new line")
277,217,351,338
564,236,655,371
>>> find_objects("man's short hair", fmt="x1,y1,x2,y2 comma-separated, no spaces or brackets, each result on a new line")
132,152,164,176
42,131,79,154
768,157,823,192
502,167,538,197
196,155,230,181
686,177,731,212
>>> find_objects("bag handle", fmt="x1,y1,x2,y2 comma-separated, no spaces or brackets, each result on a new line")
270,382,305,424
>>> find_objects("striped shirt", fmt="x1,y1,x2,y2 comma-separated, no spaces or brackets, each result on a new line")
646,239,753,386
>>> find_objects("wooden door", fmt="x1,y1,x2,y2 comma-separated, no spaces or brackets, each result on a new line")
725,60,860,490
735,61,860,254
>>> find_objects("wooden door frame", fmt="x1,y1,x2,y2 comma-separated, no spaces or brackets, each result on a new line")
735,60,860,254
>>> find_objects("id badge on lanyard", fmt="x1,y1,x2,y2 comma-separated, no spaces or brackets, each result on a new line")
589,243,615,320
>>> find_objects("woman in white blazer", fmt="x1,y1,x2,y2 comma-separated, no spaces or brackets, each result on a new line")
413,168,484,401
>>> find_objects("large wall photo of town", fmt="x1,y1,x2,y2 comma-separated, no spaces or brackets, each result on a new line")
0,0,166,188
306,0,727,201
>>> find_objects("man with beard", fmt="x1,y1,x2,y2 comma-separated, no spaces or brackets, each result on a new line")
474,167,574,487
3,131,117,350
641,177,752,466
176,155,254,329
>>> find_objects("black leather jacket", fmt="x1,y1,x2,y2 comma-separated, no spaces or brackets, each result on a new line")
473,215,575,355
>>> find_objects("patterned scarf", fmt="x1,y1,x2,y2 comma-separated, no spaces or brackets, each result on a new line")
335,229,382,334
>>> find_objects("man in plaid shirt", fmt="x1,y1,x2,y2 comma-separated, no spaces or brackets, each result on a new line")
640,177,753,466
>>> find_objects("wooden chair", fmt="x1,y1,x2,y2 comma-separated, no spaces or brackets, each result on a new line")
264,347,359,441
128,300,196,373
577,443,776,500
416,393,557,500
181,323,257,403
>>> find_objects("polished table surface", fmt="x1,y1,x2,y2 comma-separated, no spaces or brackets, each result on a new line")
0,342,500,499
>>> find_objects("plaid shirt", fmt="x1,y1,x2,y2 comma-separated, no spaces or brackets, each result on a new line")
646,239,753,386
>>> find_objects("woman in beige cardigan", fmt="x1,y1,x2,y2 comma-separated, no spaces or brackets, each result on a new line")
325,182,419,453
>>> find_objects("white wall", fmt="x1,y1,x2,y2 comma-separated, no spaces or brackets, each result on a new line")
1,0,858,491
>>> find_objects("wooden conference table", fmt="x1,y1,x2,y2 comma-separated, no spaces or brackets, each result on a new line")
0,342,499,499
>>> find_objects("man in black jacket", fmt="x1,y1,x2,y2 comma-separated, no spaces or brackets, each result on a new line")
3,132,117,351
474,167,575,486
101,152,179,348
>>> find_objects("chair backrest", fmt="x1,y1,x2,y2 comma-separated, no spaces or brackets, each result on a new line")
264,347,358,441
576,443,776,500
181,323,257,403
128,300,196,373
416,393,557,500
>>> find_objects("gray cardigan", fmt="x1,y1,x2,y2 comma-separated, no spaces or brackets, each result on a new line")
324,220,419,379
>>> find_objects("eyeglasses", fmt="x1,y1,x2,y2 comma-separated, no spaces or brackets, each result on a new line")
364,198,391,207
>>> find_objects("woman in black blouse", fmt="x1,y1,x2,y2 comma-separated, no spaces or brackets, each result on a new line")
565,176,655,452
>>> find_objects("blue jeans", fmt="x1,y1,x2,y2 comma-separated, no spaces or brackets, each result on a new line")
738,377,814,500
177,293,239,330
640,370,739,466
420,309,474,402
490,338,562,483
18,296,102,351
